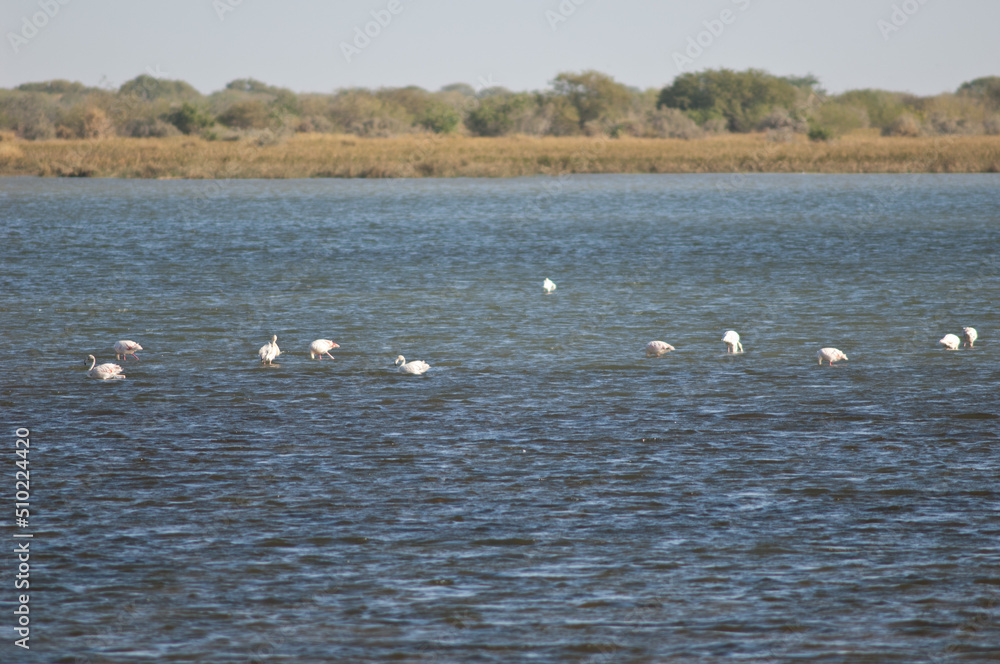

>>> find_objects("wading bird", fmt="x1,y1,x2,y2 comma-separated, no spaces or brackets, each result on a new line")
722,330,743,354
645,340,675,357
395,355,430,375
817,348,848,366
86,355,125,380
309,339,340,360
259,335,281,364
962,327,977,348
114,339,142,361
543,278,556,294
939,334,960,350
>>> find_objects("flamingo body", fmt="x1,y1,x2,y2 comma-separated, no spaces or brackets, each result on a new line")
259,335,281,364
722,330,743,354
114,339,142,361
543,278,556,294
86,355,125,380
309,339,340,360
962,327,977,348
817,347,848,366
939,334,960,351
645,340,675,357
395,355,430,375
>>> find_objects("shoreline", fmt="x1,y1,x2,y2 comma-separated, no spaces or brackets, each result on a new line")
1,132,999,178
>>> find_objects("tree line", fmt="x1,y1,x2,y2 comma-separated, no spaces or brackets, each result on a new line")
1,69,998,142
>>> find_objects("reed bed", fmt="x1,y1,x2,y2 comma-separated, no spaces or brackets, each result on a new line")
2,132,999,178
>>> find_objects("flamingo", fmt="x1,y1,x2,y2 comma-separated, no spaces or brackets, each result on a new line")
962,327,977,348
86,355,125,380
722,330,743,354
395,355,430,375
543,278,556,294
645,340,675,357
817,348,848,366
114,340,142,361
309,339,340,360
939,334,960,351
258,335,281,364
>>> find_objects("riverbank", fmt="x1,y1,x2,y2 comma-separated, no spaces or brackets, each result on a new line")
1,131,999,178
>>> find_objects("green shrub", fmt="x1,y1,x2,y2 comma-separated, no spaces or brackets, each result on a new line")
808,125,834,141
658,68,800,132
217,100,272,130
418,103,461,133
810,102,867,136
165,102,213,134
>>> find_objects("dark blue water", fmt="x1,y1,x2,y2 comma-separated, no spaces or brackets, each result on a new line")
1,175,999,663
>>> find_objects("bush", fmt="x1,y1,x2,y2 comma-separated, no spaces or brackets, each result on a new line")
702,117,729,134
807,125,834,142
119,75,201,102
757,109,808,133
883,113,921,137
833,89,907,133
418,102,461,134
295,115,335,134
17,80,93,95
217,100,272,130
807,102,866,136
82,107,113,138
550,70,633,133
645,107,703,139
326,89,413,137
465,93,535,136
957,76,1000,111
658,68,800,132
121,117,181,138
166,102,214,134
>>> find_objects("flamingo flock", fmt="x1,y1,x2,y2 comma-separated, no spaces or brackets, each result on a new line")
83,282,981,381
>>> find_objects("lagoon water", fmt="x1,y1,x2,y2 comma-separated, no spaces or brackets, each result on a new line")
1,174,999,663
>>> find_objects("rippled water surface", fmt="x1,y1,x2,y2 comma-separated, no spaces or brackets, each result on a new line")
2,174,999,663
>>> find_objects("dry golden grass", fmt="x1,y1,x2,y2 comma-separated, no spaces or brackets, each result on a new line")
1,131,998,178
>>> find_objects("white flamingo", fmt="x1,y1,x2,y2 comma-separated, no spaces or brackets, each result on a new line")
86,355,125,380
395,355,430,375
259,335,281,364
114,340,142,361
962,327,977,348
543,278,556,294
309,339,340,360
722,330,743,354
645,340,675,357
939,334,960,350
817,348,848,366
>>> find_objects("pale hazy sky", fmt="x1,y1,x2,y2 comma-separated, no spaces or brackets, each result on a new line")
2,0,997,96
